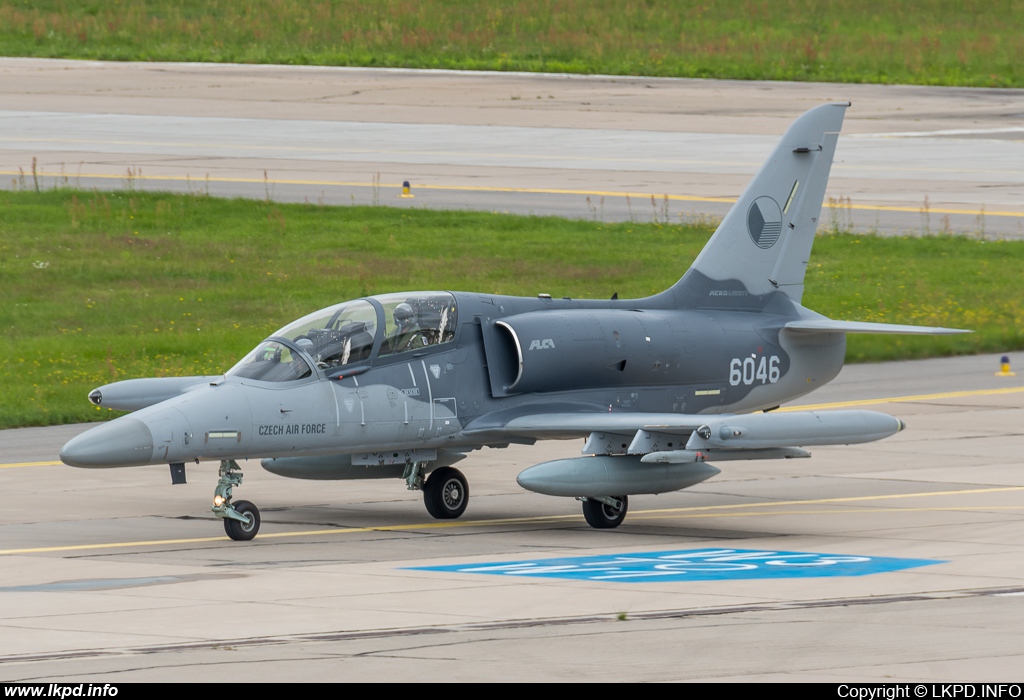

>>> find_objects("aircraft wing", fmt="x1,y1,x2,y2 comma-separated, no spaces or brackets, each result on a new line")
784,320,970,335
503,406,906,500
462,408,903,448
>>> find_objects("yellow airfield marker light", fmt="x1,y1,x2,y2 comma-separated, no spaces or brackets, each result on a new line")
996,355,1016,377
400,180,415,198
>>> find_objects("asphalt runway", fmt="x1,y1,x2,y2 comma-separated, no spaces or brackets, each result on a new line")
1,58,1023,236
1,353,1023,681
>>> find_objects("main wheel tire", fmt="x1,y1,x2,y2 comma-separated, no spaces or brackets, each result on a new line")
423,467,469,519
582,495,628,529
224,499,261,541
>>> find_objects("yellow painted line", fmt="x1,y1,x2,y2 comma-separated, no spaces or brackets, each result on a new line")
2,485,1019,556
0,536,242,555
832,202,1022,218
0,460,62,469
0,169,737,203
632,505,1024,521
633,486,1024,515
780,386,1024,412
0,517,580,555
2,169,1021,219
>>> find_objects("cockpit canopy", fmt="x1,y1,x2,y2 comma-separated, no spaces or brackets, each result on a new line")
227,292,458,382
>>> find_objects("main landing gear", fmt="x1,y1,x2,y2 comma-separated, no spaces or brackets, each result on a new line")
581,495,628,529
211,460,262,541
404,462,470,520
423,466,469,519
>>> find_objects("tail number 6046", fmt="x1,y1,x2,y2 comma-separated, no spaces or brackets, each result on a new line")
729,355,780,386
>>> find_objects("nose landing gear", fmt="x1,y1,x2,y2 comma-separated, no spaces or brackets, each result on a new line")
212,460,261,541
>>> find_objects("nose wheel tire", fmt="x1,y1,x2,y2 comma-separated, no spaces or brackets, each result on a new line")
423,467,469,519
582,496,628,529
224,500,261,541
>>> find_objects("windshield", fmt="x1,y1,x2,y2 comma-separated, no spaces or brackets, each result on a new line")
227,294,459,381
272,299,378,369
228,341,313,382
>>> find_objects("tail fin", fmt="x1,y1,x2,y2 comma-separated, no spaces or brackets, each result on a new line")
664,102,848,308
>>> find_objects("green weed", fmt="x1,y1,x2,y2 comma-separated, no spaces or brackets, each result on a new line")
0,0,1020,87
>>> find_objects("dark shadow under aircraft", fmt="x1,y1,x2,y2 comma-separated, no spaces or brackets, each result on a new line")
61,103,966,540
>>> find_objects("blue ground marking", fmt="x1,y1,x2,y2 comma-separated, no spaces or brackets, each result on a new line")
409,548,943,582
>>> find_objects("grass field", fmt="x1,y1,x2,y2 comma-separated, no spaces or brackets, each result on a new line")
0,0,1021,87
2,189,1021,428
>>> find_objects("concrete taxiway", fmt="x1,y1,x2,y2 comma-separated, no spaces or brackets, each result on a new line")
1,353,1023,681
2,60,1023,681
1,58,1023,236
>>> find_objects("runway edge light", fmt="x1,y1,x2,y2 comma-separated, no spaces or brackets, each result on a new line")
400,180,415,198
996,355,1016,377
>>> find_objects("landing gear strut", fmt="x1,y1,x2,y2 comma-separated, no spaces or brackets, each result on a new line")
581,495,628,529
402,461,426,491
212,459,261,541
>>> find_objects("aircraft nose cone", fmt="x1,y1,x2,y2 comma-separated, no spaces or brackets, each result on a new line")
60,418,156,468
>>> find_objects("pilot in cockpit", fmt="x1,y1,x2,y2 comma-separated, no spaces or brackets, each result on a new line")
387,302,429,354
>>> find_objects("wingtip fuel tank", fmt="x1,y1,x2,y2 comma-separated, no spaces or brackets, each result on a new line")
86,375,223,412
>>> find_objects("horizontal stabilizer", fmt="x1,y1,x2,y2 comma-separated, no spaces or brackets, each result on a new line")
784,320,970,335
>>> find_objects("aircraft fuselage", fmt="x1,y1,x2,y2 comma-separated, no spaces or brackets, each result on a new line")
63,292,846,471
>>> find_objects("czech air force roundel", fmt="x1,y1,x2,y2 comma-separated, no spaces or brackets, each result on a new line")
747,196,783,249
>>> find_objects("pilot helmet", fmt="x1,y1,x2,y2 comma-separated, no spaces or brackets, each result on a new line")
394,303,416,328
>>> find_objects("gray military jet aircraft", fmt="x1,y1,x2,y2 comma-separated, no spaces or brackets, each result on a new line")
61,103,966,540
